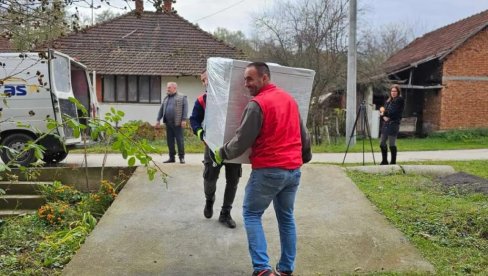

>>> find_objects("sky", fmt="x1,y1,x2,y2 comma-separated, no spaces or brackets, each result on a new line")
82,0,488,38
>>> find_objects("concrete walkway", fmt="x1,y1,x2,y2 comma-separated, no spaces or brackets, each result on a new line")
63,163,435,275
63,148,488,167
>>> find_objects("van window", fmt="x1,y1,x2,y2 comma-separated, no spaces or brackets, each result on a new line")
52,55,71,93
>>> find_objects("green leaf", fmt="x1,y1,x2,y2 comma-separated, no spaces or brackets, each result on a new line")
111,140,121,150
69,97,87,116
34,146,44,159
73,127,80,138
138,156,147,165
0,163,10,173
47,119,58,130
90,130,99,140
128,156,136,166
147,167,156,181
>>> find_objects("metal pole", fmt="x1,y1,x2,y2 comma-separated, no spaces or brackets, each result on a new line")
346,0,357,146
91,0,95,25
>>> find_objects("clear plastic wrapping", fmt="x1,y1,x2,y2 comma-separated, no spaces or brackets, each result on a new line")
204,58,315,163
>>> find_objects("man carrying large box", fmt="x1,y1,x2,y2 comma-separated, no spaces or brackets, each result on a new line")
189,70,242,229
213,62,312,276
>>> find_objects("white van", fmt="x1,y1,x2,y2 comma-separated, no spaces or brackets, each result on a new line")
0,50,99,166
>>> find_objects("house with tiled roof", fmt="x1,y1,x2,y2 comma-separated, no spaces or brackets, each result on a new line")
383,9,488,133
50,0,245,122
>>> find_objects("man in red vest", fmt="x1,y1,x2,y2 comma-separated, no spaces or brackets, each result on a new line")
214,62,312,276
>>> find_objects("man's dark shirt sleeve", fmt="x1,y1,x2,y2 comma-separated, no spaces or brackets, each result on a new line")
220,101,262,160
182,95,188,120
157,99,165,122
189,96,205,134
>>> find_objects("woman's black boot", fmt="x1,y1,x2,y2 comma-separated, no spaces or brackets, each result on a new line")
390,146,397,164
380,145,389,165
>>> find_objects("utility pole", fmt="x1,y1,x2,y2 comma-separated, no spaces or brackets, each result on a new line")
346,0,357,146
91,0,95,25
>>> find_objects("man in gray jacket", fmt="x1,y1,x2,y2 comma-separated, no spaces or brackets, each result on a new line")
156,82,188,164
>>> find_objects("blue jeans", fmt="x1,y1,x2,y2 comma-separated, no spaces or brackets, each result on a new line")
165,124,185,159
243,168,301,272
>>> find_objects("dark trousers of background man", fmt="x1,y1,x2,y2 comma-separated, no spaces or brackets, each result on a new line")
166,124,185,160
203,146,241,210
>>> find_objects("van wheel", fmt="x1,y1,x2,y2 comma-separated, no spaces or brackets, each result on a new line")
42,150,68,164
0,133,38,166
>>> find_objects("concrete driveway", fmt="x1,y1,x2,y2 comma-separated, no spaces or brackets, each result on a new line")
63,163,434,275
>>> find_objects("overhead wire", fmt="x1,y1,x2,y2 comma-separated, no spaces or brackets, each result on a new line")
194,0,247,22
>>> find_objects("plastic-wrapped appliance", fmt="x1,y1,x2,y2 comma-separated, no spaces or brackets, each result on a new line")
204,58,315,163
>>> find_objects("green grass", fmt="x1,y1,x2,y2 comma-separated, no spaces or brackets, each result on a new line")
347,160,488,275
74,135,488,154
312,136,488,153
74,134,205,154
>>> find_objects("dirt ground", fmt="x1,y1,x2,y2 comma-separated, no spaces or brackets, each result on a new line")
437,172,488,194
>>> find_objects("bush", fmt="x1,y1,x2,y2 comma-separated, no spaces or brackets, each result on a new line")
37,202,77,226
131,120,195,141
38,181,83,204
77,180,117,218
134,121,165,140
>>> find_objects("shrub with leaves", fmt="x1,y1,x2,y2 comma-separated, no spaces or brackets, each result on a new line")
38,181,83,204
77,180,117,218
37,202,73,226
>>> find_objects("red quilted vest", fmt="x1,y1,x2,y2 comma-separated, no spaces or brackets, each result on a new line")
250,84,302,169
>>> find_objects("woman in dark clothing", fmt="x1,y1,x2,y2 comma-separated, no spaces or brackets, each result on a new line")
379,84,405,165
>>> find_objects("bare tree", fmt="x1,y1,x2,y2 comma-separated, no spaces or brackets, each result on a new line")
251,0,349,140
213,27,255,57
0,0,176,51
252,0,349,94
358,23,413,85
1,0,70,51
95,9,121,24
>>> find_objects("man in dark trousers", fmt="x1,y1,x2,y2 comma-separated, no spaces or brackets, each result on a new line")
156,82,188,164
189,70,241,228
213,62,312,276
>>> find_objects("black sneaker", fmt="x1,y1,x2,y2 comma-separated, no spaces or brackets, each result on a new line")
179,157,185,164
218,210,236,228
274,265,293,276
204,200,214,219
163,159,175,163
252,269,275,276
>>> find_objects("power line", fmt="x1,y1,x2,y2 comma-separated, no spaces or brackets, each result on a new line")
194,0,247,22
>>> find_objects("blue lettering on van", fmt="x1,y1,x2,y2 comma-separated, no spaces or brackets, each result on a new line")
4,85,27,96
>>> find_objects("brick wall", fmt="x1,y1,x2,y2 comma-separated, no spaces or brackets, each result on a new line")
440,28,488,129
422,90,442,131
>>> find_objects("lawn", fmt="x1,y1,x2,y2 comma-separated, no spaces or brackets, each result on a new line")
312,136,488,153
74,129,488,154
347,160,488,275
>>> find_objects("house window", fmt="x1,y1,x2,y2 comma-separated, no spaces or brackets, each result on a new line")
103,75,115,102
102,75,161,103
